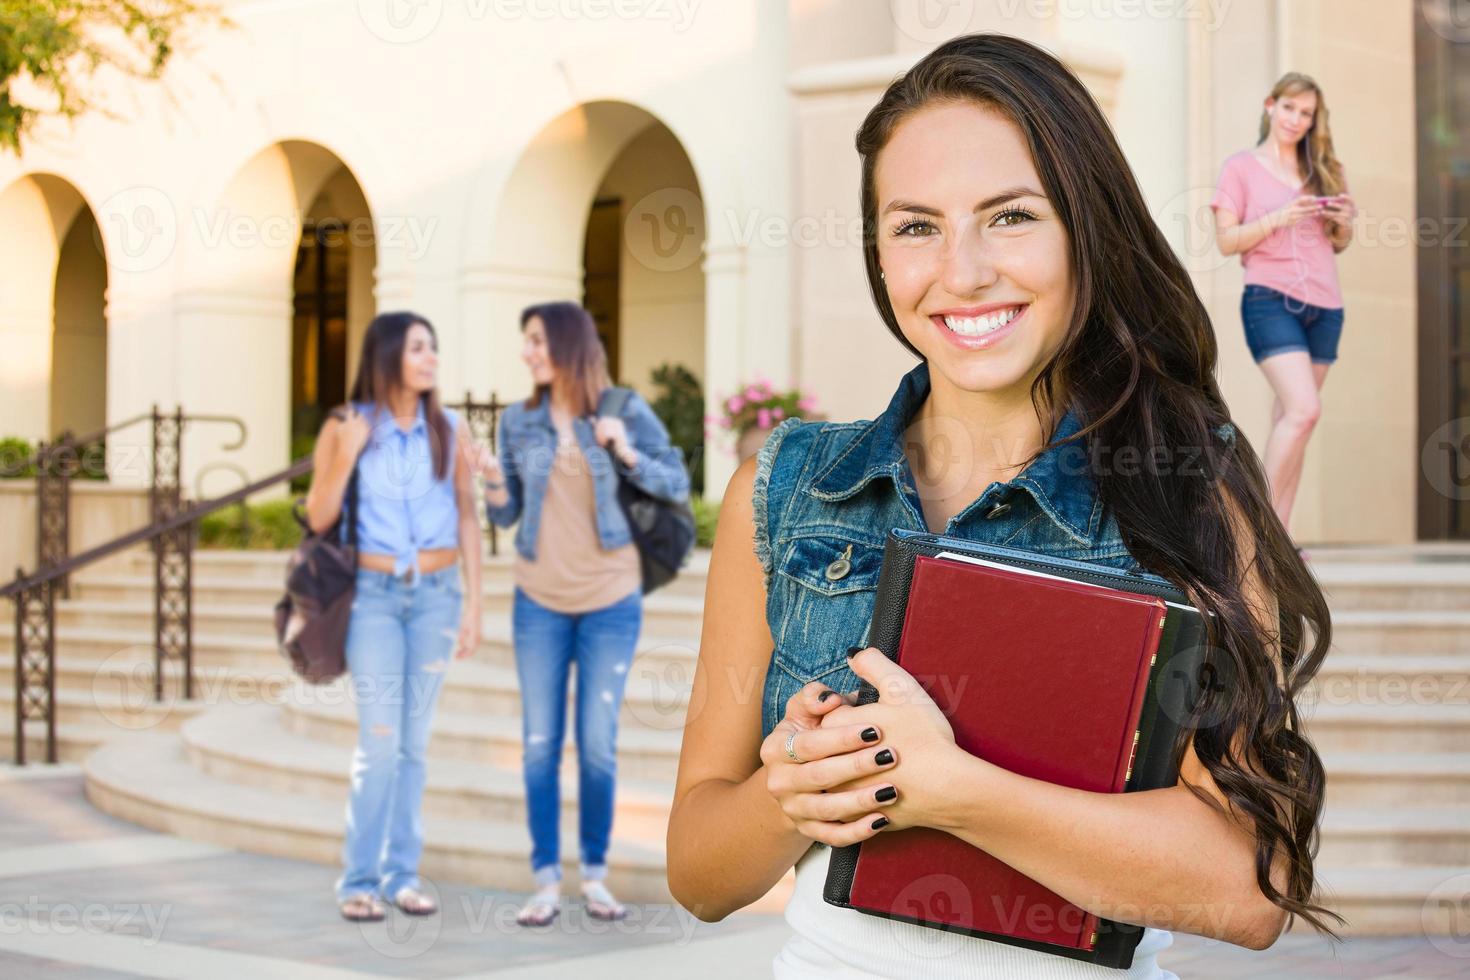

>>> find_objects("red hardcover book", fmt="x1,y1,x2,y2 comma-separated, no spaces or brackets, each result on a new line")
845,552,1168,951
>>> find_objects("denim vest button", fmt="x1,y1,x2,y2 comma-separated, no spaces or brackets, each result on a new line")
985,501,1012,519
824,544,854,581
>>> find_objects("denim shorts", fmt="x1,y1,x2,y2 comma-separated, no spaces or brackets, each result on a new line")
1240,284,1344,364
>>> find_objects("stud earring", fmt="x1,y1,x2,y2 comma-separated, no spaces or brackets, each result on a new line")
879,270,886,282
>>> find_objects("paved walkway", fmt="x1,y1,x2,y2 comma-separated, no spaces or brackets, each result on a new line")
0,766,1461,978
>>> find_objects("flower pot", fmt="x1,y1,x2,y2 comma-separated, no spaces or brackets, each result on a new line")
736,425,774,465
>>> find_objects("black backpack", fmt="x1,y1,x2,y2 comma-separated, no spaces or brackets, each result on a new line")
272,407,364,683
597,387,696,594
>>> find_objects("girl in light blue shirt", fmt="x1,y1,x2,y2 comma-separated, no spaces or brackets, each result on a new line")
304,311,483,922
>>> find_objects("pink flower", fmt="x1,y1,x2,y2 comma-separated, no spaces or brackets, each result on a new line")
744,385,762,403
797,396,817,412
727,395,744,414
757,408,771,429
772,406,784,420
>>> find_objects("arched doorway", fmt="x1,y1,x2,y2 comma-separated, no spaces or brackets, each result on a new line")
474,102,707,489
0,174,108,444
179,141,376,487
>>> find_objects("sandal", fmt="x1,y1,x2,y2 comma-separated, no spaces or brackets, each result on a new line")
392,886,438,916
339,894,387,922
516,884,561,927
581,880,627,921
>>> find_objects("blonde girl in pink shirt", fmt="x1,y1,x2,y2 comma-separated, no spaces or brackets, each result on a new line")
1210,73,1355,554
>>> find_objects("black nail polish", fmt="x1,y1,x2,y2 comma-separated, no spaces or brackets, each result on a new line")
876,786,897,803
875,749,894,766
871,816,890,830
860,727,879,743
846,645,865,659
818,690,835,702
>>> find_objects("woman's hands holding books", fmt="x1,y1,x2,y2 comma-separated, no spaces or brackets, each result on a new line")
760,680,904,847
814,646,969,835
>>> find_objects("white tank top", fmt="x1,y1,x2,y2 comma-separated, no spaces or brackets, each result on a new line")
773,844,1179,980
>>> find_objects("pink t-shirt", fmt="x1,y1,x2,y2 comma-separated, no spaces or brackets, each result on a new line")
1210,150,1347,310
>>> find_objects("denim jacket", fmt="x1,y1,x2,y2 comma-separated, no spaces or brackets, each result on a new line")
751,360,1234,740
485,387,691,561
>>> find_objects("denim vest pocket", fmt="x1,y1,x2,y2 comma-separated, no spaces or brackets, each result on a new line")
763,533,886,735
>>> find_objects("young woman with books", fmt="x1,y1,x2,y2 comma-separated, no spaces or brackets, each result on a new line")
668,34,1339,978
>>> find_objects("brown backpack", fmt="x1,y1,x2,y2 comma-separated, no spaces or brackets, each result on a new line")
273,409,363,683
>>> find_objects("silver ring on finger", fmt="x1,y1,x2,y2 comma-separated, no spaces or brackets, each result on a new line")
784,729,804,764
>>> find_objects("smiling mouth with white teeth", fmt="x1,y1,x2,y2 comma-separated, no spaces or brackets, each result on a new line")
939,305,1026,337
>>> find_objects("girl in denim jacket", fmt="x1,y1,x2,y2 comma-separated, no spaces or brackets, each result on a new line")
475,301,690,926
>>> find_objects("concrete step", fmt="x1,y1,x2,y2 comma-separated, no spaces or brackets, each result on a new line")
281,697,686,783
3,616,703,682
1320,750,1470,806
1329,610,1470,656
1311,864,1470,936
0,685,208,735
1,723,126,765
1302,653,1470,709
64,582,706,637
0,644,700,735
1318,805,1470,867
1299,700,1470,753
1312,562,1470,612
113,547,715,599
82,731,674,903
181,704,675,842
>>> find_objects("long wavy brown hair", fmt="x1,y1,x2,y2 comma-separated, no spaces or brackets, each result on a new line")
1258,72,1347,199
520,301,612,417
855,34,1342,939
347,311,454,481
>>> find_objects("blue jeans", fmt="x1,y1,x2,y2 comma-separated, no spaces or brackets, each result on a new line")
1240,284,1345,364
511,585,642,885
335,566,462,901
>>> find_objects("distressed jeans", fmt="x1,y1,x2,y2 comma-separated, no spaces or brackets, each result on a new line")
511,585,642,885
335,566,462,902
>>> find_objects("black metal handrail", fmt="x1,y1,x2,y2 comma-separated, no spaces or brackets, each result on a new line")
22,408,246,600
6,394,505,766
5,456,310,765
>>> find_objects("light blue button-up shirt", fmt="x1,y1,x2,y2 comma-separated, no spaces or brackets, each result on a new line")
351,399,460,578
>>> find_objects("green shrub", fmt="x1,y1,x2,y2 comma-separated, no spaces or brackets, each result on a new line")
649,363,705,496
691,493,719,549
197,498,303,550
0,436,36,478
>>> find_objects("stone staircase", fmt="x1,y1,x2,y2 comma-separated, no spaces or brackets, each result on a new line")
3,543,1469,933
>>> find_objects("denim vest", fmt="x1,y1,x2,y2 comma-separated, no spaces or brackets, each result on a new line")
486,387,690,561
752,361,1226,741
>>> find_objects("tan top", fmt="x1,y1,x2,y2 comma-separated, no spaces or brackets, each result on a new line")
514,437,642,613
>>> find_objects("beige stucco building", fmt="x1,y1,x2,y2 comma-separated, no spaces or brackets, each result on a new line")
0,0,1445,546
